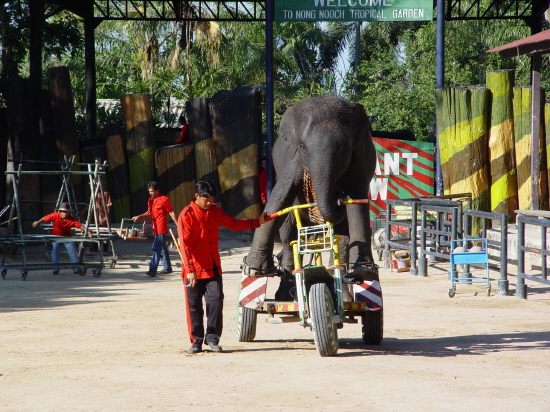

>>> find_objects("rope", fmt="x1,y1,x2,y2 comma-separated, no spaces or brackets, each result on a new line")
303,171,324,224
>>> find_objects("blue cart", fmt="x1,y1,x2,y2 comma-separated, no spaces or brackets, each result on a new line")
448,238,490,297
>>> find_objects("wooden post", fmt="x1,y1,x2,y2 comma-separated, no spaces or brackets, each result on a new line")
436,87,491,215
120,94,156,216
155,145,196,216
513,86,547,210
47,66,84,204
209,88,261,219
3,78,42,232
104,123,132,221
186,98,222,204
39,89,61,215
486,70,518,220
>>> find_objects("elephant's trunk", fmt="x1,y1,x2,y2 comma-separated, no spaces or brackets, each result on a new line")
311,170,346,224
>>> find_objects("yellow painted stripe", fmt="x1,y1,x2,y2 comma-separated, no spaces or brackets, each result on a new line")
446,166,489,196
128,146,155,193
439,115,487,165
490,172,518,211
488,119,514,160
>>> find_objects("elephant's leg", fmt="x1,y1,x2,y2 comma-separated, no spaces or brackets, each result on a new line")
345,203,379,281
244,165,302,275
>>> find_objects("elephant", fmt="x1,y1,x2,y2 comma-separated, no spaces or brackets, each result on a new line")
243,95,378,300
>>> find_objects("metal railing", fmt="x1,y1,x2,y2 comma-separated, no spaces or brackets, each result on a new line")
463,209,508,295
515,210,550,299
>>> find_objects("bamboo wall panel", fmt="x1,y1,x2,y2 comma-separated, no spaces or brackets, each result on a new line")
209,88,261,219
486,70,518,220
513,87,547,210
3,79,42,231
104,123,132,221
155,145,196,216
47,66,84,203
121,94,156,216
186,98,222,204
436,87,490,214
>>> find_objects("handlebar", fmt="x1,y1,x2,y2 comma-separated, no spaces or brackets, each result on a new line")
264,199,369,222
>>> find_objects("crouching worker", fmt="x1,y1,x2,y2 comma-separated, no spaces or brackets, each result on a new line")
177,180,268,354
32,203,89,275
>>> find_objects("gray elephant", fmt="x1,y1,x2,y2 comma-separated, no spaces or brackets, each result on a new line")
243,95,378,299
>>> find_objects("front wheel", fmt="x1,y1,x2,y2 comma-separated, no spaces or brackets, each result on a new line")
309,283,338,356
362,309,383,345
237,306,257,342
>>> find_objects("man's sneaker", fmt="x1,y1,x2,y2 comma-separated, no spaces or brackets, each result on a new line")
146,271,157,277
160,269,173,274
206,342,223,352
52,270,59,275
187,345,202,354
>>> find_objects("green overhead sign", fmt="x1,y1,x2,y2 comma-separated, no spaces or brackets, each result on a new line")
275,0,433,22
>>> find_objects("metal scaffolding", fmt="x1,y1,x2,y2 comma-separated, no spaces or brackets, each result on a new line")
0,157,117,281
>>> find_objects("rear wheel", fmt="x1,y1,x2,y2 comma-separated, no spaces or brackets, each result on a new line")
309,283,338,356
362,309,383,345
237,306,257,342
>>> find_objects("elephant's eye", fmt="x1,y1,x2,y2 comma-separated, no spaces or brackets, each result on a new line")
299,143,306,151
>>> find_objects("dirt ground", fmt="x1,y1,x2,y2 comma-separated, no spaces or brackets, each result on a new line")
1,230,549,412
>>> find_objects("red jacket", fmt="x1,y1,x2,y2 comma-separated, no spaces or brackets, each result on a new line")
148,195,173,235
177,201,260,279
43,212,82,236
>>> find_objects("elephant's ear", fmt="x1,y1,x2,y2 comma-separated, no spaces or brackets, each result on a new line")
352,102,372,141
279,104,297,143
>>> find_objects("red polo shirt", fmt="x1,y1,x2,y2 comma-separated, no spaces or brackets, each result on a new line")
147,195,173,235
43,212,82,236
177,201,260,279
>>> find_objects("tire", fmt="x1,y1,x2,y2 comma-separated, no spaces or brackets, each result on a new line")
448,287,456,298
1,269,6,279
237,306,257,342
93,270,102,278
309,283,339,356
362,309,383,345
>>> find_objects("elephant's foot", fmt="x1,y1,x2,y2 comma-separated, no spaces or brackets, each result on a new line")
241,257,277,277
274,271,296,301
345,262,379,283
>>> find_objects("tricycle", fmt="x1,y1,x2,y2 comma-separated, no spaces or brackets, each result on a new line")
237,200,383,356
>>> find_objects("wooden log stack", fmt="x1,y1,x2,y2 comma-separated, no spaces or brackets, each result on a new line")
436,87,491,215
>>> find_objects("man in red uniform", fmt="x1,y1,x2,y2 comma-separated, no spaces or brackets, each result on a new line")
32,203,88,275
258,156,268,205
175,115,189,144
132,182,177,277
178,180,268,353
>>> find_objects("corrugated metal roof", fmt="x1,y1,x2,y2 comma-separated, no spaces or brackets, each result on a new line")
487,29,550,57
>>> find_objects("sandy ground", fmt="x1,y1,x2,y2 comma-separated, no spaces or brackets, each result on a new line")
1,230,550,412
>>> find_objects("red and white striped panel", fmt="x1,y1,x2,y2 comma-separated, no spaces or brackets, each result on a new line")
353,280,382,309
239,273,268,309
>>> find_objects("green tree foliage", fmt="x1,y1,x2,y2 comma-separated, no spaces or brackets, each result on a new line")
350,18,546,141
0,1,82,80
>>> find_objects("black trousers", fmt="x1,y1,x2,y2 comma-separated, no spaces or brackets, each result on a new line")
184,267,223,346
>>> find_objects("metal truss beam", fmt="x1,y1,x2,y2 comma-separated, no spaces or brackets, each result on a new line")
92,1,266,21
445,0,546,21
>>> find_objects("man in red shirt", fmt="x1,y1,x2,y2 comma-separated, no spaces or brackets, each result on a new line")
133,182,177,277
178,180,268,353
32,203,87,275
175,115,189,144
